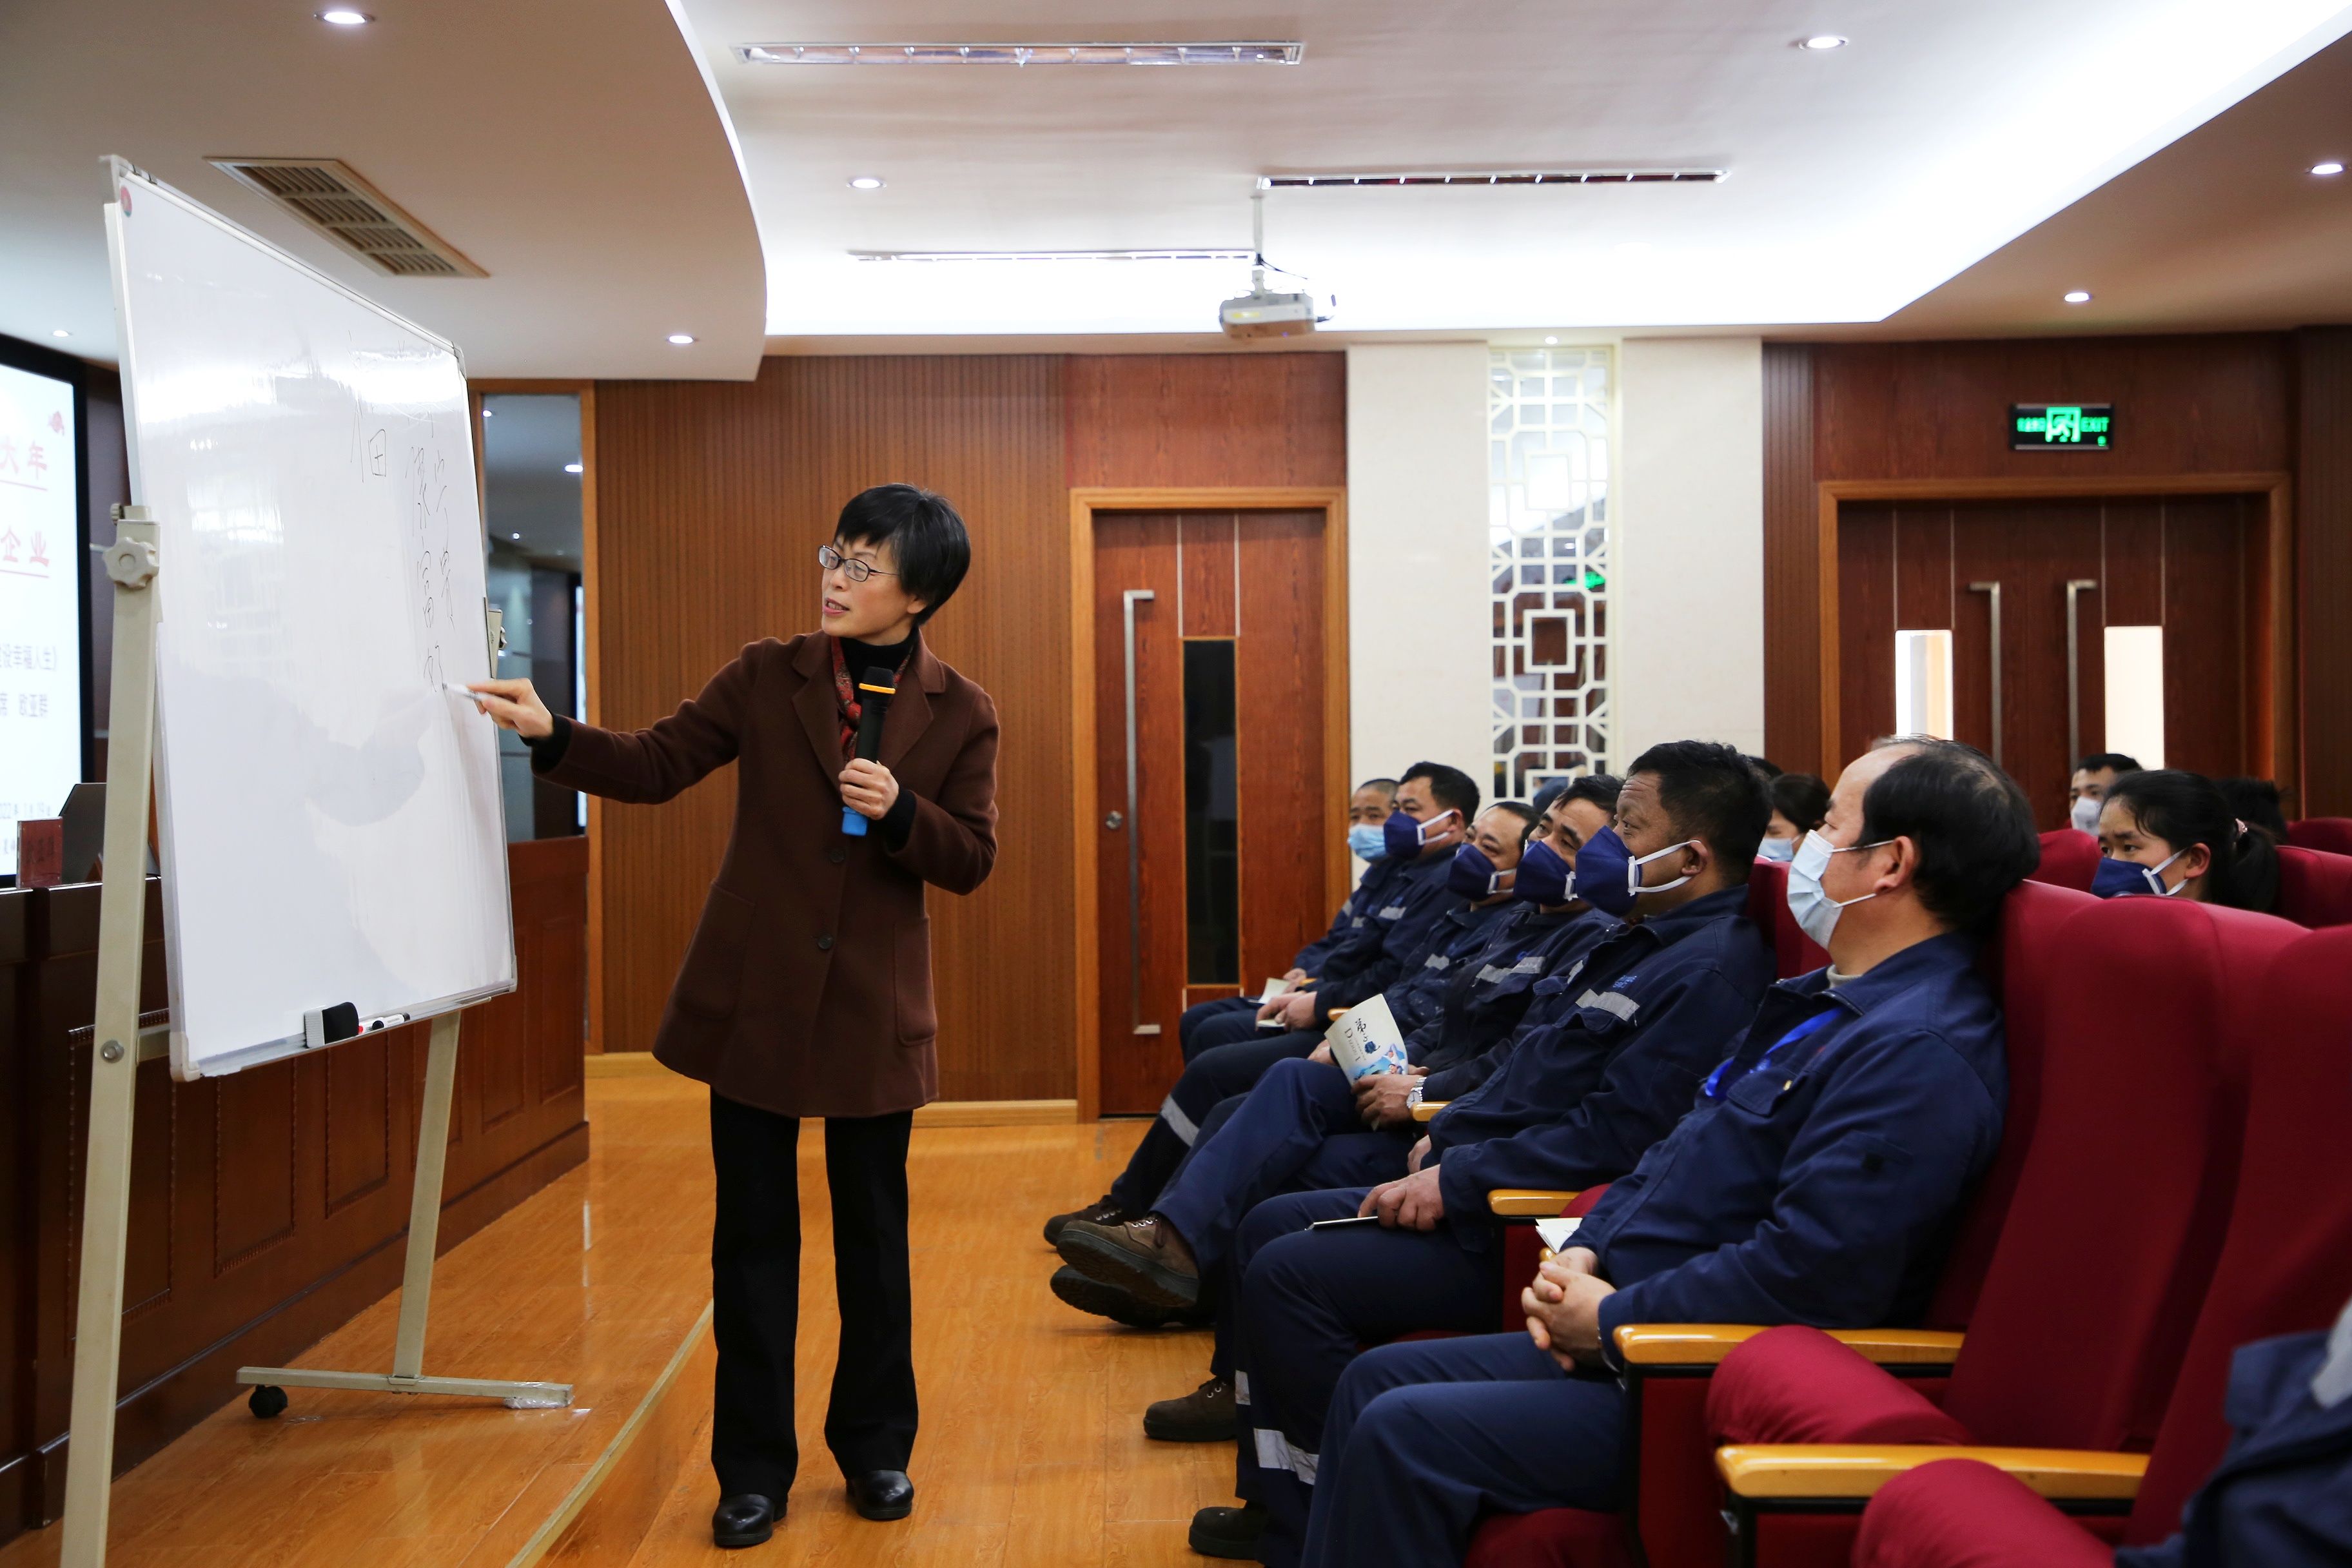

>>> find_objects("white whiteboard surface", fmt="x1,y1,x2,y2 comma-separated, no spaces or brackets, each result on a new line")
106,166,515,1079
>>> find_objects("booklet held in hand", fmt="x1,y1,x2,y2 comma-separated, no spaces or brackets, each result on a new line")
1324,994,1408,1081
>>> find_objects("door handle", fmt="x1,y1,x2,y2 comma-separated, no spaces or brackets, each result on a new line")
1103,811,1124,831
1966,582,2004,769
1122,589,1161,1037
2064,579,2098,769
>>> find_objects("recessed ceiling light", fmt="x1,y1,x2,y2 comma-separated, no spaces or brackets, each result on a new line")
1799,34,1848,50
564,462,583,474
1544,335,1559,344
738,41,1302,66
667,332,696,345
847,175,885,191
2314,161,2346,177
2063,289,2093,304
481,407,493,416
317,9,373,24
51,328,70,338
511,533,522,541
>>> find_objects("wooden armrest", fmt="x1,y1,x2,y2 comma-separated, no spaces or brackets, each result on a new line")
1410,1099,1447,1121
1612,1324,1967,1367
1486,1189,1581,1217
1716,1444,2146,1502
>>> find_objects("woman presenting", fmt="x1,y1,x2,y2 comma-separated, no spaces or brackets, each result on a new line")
473,484,997,1547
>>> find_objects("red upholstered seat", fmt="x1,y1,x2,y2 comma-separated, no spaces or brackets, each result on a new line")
1745,859,1827,979
1465,878,2091,1568
1709,1326,1969,1446
2274,843,2352,928
2286,816,2352,856
2028,827,2098,892
1854,925,2352,1565
1708,897,2301,1568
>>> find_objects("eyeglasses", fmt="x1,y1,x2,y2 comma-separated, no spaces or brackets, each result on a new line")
818,544,898,583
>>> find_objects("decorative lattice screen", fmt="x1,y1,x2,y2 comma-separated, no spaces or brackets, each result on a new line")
1490,347,1612,799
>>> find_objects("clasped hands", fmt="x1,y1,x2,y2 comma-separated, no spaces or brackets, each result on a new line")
1522,1247,1616,1370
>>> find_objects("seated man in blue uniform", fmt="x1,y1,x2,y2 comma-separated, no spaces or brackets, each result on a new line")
1195,740,1781,1563
1174,777,1399,1061
1044,763,1478,1250
1291,736,2039,1568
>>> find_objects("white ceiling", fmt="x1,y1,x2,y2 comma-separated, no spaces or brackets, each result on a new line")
686,0,2352,339
0,0,766,378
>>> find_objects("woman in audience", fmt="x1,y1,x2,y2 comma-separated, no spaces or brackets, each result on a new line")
2216,775,2291,843
2093,768,2280,911
1758,771,1830,861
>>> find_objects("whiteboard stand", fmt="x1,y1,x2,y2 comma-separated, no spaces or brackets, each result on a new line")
232,1006,573,1411
56,508,566,1568
58,509,164,1568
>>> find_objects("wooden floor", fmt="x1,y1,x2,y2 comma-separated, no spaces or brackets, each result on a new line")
3,1070,1228,1567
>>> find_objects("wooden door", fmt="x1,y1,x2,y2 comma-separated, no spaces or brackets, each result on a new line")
1838,495,2262,830
1093,511,1328,1115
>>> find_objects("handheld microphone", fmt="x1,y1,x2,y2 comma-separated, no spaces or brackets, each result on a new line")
841,665,898,837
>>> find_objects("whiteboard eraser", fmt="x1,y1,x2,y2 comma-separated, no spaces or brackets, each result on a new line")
304,1003,360,1050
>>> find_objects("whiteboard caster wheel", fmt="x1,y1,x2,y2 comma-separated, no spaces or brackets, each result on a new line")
248,1384,288,1419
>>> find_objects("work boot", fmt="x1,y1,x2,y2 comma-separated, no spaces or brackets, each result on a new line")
1050,1265,1211,1329
1144,1376,1237,1442
1043,1194,1132,1248
1187,1501,1268,1559
1057,1213,1202,1308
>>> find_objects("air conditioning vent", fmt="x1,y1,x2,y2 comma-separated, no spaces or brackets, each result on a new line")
206,157,486,278
1259,168,1726,189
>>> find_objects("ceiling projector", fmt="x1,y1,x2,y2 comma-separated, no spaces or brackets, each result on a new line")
1219,288,1318,338
1220,187,1324,338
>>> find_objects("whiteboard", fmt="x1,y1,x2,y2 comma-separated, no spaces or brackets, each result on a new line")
106,164,515,1079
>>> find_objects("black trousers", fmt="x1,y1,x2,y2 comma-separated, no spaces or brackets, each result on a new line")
709,1092,916,1500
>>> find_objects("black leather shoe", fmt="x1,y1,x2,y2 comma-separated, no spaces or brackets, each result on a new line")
1188,1501,1268,1558
711,1493,776,1548
1051,1265,1212,1329
847,1469,915,1522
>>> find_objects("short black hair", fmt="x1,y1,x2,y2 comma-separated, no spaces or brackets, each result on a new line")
1769,772,1832,835
1401,762,1480,825
2215,776,2289,841
1626,741,1771,875
1747,755,1785,779
1859,738,2038,931
1529,780,1569,820
834,484,971,626
2107,769,2280,913
1356,777,1400,798
2073,752,2142,777
1563,773,1623,816
1486,800,1538,838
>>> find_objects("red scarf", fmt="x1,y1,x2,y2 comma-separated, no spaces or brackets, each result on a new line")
830,637,910,760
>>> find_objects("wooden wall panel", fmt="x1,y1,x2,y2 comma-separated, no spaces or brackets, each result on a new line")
2300,328,2352,817
591,358,1072,1101
1066,353,1346,489
1763,334,2300,781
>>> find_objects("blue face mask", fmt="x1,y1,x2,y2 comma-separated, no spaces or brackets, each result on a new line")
1513,838,1572,905
2092,848,2186,899
1383,808,1456,861
1757,836,1798,863
1348,823,1387,863
1573,826,1697,917
1447,843,1510,900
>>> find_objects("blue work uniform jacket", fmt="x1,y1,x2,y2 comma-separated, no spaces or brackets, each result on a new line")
1580,930,2005,1355
1292,856,1406,978
1426,885,1773,1228
1415,906,1620,1099
2117,1327,2352,1568
1314,849,1460,1012
1378,897,1525,1040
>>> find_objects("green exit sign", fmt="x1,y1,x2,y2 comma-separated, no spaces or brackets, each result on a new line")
2011,402,2115,450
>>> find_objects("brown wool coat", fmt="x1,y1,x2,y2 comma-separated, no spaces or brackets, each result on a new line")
539,632,998,1117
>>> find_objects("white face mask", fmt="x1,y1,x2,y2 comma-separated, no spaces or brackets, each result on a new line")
2069,794,2102,836
1786,829,1890,947
1757,836,1798,863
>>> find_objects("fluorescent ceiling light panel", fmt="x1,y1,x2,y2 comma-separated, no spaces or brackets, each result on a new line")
1260,169,1726,188
850,248,1255,264
736,41,1302,66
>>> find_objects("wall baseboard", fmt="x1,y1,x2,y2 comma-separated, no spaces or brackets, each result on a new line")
582,1054,1078,1126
